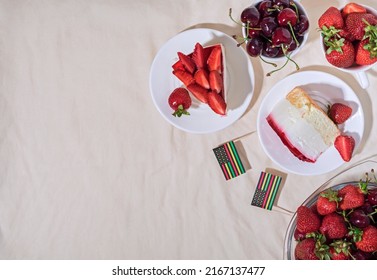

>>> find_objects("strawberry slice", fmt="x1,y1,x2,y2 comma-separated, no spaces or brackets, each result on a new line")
207,46,222,73
194,69,210,89
207,91,226,115
187,83,208,104
209,70,223,94
191,43,206,69
172,60,185,72
177,52,196,74
334,135,355,162
172,70,195,87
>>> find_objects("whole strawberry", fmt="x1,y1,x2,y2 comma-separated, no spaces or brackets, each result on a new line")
320,213,347,239
328,103,352,124
345,13,377,40
316,189,340,216
355,225,377,252
338,184,365,210
329,240,351,260
355,39,377,65
168,88,192,117
294,238,319,260
325,38,355,68
318,7,344,29
296,206,321,234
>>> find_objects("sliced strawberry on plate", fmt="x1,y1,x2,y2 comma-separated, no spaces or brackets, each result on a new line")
209,70,223,94
334,135,355,162
177,52,196,74
172,70,195,87
191,42,206,69
207,91,226,115
194,69,210,89
187,83,208,104
207,46,222,73
172,60,185,72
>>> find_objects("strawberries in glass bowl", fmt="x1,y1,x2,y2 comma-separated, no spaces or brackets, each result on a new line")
284,171,377,260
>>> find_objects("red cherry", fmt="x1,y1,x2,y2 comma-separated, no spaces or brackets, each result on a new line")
278,8,298,26
272,27,292,46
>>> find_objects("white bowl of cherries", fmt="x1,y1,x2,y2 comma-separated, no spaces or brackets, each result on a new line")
230,0,309,75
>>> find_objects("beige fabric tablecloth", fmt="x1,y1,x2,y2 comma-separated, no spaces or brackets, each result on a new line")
1,0,376,259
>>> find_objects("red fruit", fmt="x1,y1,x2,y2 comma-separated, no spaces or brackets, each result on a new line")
345,13,377,40
294,228,306,241
296,206,321,234
338,184,365,210
318,7,344,29
207,91,226,115
187,83,208,104
355,39,377,66
342,3,367,17
328,103,352,124
339,28,356,42
316,189,340,216
209,70,223,94
191,43,206,69
168,88,192,117
172,70,195,87
172,60,186,72
325,39,355,68
194,69,210,89
207,46,222,73
329,240,351,260
177,52,196,74
329,247,349,260
294,238,319,260
320,213,347,239
334,135,355,162
355,225,377,252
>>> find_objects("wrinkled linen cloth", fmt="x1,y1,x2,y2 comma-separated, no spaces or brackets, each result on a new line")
1,0,377,259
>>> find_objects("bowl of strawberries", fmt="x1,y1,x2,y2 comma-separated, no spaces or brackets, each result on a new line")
318,2,377,89
284,169,377,260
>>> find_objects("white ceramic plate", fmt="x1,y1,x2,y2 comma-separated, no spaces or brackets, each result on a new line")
257,71,364,176
149,28,254,134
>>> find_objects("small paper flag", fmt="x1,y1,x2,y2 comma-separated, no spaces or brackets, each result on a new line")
251,171,282,210
213,141,246,180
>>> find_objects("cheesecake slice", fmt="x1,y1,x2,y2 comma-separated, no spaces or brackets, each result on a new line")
266,87,340,163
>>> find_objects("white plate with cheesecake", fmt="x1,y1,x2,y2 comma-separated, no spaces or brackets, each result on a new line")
149,28,254,134
257,71,364,176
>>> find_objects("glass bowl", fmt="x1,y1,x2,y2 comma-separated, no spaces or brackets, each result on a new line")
283,157,377,259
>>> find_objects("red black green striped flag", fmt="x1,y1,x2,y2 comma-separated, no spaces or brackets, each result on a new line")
251,171,282,210
213,141,245,180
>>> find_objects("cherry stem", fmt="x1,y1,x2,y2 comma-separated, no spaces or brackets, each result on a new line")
266,55,290,76
229,8,244,27
290,2,300,23
288,22,300,47
229,8,260,31
282,46,300,71
259,55,277,67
